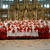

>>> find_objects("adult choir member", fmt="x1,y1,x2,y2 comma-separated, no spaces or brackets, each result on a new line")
38,24,41,39
41,26,45,38
45,24,49,39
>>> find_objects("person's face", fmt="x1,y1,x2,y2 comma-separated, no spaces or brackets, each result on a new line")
36,18,37,20
6,19,7,21
27,18,29,20
10,18,12,20
15,19,16,20
32,18,33,20
45,18,47,20
0,19,1,21
19,19,21,21
41,18,42,20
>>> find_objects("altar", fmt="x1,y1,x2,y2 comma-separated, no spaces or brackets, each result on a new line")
9,0,44,20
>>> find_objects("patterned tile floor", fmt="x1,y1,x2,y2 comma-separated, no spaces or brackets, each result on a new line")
0,39,50,50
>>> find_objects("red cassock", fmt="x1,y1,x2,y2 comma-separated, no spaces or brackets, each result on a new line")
1,26,6,39
19,27,22,32
41,27,45,38
34,26,38,30
3,28,7,39
45,26,49,39
12,29,15,33
1,28,4,39
24,28,26,31
38,27,41,39
17,28,19,32
0,22,2,25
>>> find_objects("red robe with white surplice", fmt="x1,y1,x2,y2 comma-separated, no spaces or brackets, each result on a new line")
27,27,30,32
24,27,26,32
19,27,22,32
12,29,15,33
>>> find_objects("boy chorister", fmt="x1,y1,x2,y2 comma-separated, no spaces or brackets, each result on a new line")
7,24,11,37
12,26,15,37
30,25,33,38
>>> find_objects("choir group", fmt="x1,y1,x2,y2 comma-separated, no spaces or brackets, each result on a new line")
0,18,50,39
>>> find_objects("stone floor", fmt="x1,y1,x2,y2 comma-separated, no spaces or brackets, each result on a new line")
0,39,50,50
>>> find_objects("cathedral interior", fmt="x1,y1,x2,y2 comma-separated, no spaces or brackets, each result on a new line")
0,0,50,50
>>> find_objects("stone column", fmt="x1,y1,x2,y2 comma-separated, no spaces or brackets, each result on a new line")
32,0,34,3
36,9,37,18
36,0,38,3
1,0,3,8
49,0,50,8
